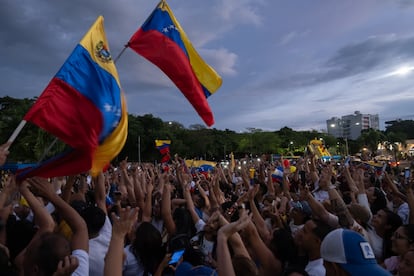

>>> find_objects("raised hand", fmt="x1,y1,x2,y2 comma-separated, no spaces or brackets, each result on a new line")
52,255,79,276
26,177,56,199
0,142,11,166
110,207,139,239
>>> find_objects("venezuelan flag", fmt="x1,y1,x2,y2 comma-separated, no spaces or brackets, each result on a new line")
21,16,127,178
155,139,171,155
128,0,222,127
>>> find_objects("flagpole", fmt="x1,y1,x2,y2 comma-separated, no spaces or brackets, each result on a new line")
113,43,129,64
4,120,27,150
38,137,59,162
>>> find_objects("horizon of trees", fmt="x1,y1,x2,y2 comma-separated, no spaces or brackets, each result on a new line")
1,96,413,163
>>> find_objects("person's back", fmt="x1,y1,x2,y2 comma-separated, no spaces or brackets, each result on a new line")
81,205,111,276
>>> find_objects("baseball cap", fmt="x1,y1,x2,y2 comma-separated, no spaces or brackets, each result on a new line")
321,228,391,276
290,200,312,217
175,261,218,276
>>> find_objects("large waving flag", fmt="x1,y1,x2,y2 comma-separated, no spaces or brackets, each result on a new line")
20,16,128,179
128,0,222,127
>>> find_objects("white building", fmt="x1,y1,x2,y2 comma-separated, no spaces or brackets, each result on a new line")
327,111,379,140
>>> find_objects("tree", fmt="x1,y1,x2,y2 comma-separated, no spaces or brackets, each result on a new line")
385,120,414,139
357,129,385,155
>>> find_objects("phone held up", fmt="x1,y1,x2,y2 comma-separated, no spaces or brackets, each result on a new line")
168,248,185,266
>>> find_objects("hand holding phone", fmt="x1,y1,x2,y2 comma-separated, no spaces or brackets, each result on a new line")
344,156,351,168
168,249,185,266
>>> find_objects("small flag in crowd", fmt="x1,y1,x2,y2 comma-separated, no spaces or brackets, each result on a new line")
21,16,128,179
128,0,222,127
272,166,284,183
155,139,171,163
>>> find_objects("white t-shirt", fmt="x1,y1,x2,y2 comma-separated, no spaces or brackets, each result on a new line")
396,202,410,225
305,258,326,276
366,227,383,260
72,249,89,276
123,244,147,276
200,237,215,259
289,220,304,238
89,215,112,276
195,219,206,233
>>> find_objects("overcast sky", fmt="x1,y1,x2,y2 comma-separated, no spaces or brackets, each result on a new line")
2,0,414,132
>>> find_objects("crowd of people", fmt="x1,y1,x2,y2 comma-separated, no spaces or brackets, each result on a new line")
0,140,413,276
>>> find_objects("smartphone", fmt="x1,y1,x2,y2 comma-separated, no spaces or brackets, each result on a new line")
405,168,410,179
344,156,351,168
168,249,185,265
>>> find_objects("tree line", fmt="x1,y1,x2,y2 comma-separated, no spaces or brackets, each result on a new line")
0,96,412,163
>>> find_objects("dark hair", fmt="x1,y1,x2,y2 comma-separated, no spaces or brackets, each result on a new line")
80,206,106,236
268,228,297,268
6,216,36,261
173,207,196,238
401,224,414,244
131,222,165,275
382,209,403,259
23,232,71,276
370,188,387,215
311,219,334,241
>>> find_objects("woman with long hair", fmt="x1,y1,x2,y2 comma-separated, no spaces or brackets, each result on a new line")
123,222,166,276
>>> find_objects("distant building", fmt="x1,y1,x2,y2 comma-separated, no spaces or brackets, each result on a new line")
326,111,379,140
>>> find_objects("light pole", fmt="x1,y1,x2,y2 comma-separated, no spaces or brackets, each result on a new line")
138,135,141,163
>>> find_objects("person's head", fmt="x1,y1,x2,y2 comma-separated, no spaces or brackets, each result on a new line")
366,187,387,215
391,224,414,256
371,209,402,235
347,203,371,229
23,232,71,276
398,250,414,276
289,201,312,225
298,219,333,255
131,222,165,274
80,206,106,238
321,228,391,276
269,228,297,266
6,216,36,261
173,207,196,237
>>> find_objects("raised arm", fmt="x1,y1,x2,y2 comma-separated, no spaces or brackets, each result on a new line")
217,211,251,276
0,142,11,166
94,171,107,214
266,166,275,197
242,219,282,276
180,173,201,225
104,207,138,276
19,179,55,233
29,177,88,252
141,167,154,222
132,167,145,210
196,180,211,211
119,158,138,208
61,175,75,203
247,185,271,243
161,173,176,235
